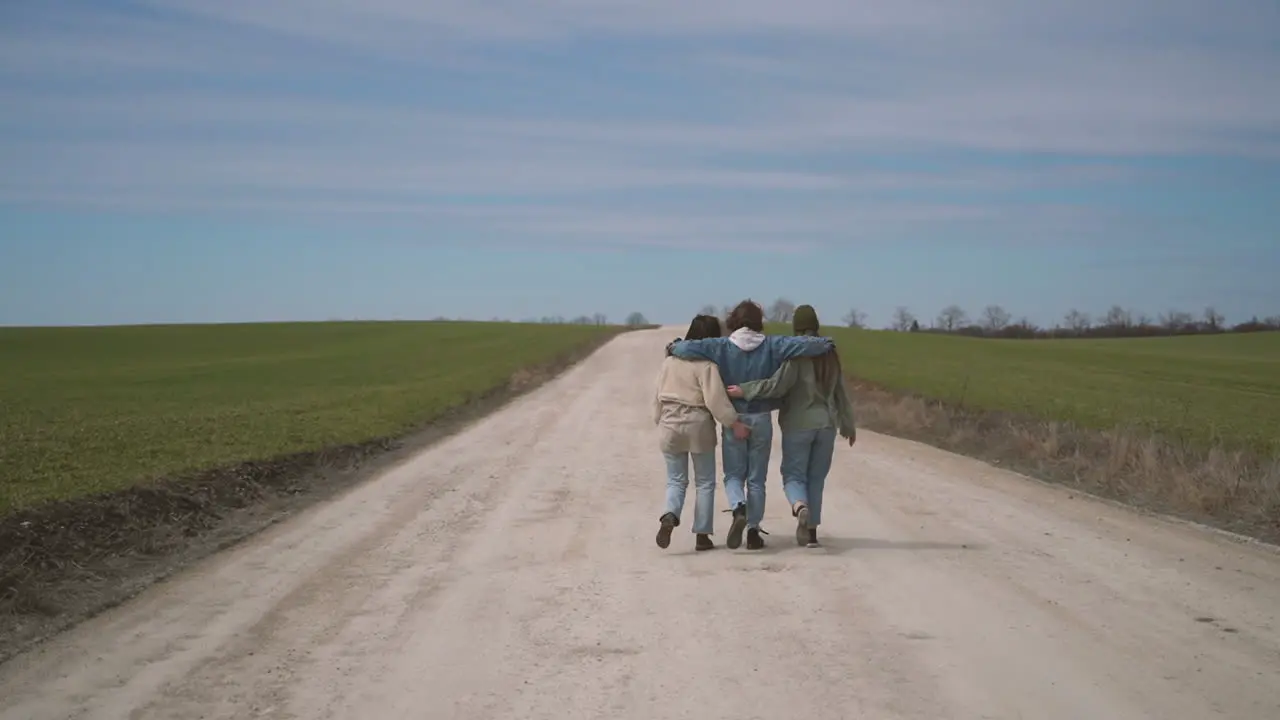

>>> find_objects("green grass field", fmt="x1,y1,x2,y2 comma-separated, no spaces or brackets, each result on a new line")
0,321,618,514
818,327,1280,454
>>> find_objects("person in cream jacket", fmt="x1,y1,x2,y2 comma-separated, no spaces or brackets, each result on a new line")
653,314,748,552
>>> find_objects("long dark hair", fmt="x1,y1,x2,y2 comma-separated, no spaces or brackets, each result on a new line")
812,345,844,395
685,314,723,341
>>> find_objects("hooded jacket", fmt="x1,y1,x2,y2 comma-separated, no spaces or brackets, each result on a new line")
668,329,834,414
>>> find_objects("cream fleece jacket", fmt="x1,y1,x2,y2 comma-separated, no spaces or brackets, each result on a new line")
652,356,739,454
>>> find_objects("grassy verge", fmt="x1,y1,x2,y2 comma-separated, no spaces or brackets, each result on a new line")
821,327,1280,542
821,328,1280,454
0,321,626,659
1,321,620,513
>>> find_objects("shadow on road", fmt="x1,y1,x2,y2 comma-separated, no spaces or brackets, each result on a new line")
815,536,984,554
662,536,983,558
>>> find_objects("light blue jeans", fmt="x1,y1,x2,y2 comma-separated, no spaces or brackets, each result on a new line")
663,451,717,534
779,426,837,526
721,412,774,529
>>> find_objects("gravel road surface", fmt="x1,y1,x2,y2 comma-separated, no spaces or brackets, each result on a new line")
2,328,1277,719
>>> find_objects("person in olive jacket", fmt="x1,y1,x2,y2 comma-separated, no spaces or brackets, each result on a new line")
728,305,855,548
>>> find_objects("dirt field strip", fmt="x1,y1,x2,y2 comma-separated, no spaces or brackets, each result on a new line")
1,328,1277,719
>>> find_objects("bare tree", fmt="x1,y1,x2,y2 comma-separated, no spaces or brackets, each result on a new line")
1103,305,1132,329
1063,309,1091,332
767,297,797,323
981,304,1012,332
698,304,718,317
624,312,649,327
1202,306,1224,331
1159,309,1194,331
592,313,608,326
842,308,868,328
936,304,968,332
891,306,916,332
571,315,593,325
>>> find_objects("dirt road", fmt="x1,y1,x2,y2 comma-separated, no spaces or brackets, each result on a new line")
2,328,1278,719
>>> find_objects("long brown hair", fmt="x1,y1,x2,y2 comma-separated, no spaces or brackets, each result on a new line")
685,314,723,341
811,346,843,395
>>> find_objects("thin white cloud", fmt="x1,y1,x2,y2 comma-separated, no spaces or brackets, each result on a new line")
1,0,1276,249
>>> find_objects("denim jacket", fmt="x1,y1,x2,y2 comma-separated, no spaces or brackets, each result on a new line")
668,328,834,414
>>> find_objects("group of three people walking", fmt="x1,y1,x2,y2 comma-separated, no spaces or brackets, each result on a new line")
651,299,856,552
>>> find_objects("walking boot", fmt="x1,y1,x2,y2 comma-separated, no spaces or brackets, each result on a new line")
656,512,677,549
725,503,748,549
695,534,715,551
746,527,768,550
807,528,820,548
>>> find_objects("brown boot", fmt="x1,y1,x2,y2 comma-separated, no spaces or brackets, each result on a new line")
656,513,677,549
725,503,747,549
695,534,715,551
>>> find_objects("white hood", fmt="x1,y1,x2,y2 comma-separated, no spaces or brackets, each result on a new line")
728,327,765,352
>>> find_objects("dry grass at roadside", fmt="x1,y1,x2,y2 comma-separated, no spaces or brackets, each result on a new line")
848,378,1280,544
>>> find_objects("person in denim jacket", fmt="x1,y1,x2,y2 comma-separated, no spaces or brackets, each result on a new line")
728,305,855,548
666,300,834,549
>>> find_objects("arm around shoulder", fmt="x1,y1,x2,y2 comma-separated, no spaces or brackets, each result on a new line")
670,337,725,362
771,334,835,360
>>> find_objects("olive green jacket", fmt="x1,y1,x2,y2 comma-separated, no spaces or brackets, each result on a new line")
738,359,856,438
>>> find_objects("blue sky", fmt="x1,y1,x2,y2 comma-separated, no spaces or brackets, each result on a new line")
2,0,1278,328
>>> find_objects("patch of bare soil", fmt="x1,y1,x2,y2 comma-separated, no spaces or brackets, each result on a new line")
848,378,1280,545
0,330,624,665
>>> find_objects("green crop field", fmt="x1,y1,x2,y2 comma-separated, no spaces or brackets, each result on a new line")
821,328,1280,454
0,321,618,514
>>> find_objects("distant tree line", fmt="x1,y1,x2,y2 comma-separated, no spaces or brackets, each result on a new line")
693,298,1278,339
842,302,1280,339
507,312,649,327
